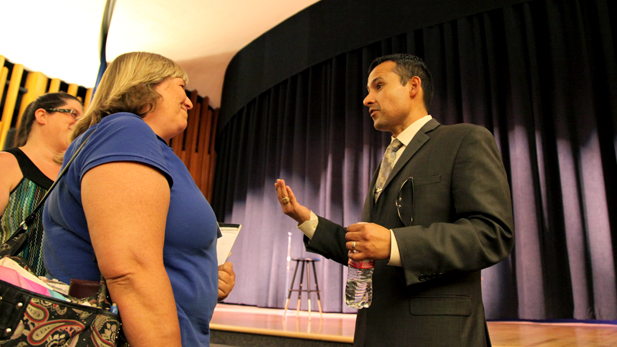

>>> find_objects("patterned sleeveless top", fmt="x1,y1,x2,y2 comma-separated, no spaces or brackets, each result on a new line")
0,148,53,276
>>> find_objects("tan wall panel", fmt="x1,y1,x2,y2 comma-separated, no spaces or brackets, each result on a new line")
0,56,7,135
0,67,8,107
48,78,61,92
84,88,93,110
17,71,49,127
67,83,78,96
188,103,203,184
0,64,24,149
206,108,219,202
183,91,200,169
199,99,213,197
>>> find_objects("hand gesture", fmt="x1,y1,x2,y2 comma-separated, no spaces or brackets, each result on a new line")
274,179,311,224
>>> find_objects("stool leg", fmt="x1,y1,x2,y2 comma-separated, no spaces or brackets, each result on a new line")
284,260,301,317
307,261,312,320
311,261,323,318
296,260,306,316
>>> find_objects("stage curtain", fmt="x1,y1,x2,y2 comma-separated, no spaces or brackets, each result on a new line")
212,0,617,320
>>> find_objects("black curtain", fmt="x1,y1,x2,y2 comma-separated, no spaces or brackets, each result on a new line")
212,0,617,320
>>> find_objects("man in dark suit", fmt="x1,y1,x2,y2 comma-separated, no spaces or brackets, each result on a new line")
275,53,514,347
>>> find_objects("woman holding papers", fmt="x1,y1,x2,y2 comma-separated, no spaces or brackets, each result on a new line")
42,52,233,347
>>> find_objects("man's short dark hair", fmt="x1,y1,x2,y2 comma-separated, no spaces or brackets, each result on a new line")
368,53,434,110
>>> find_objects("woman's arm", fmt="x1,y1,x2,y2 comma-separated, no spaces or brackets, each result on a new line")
0,152,22,216
81,162,181,347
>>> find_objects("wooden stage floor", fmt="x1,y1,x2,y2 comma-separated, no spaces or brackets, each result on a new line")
210,304,617,346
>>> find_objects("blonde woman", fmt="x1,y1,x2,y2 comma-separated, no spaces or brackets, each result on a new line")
0,92,82,276
42,52,234,346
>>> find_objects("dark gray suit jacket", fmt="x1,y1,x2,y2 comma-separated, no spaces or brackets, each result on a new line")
305,119,514,347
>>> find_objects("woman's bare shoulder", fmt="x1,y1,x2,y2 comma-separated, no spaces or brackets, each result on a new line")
1,151,24,214
0,150,19,167
0,151,23,184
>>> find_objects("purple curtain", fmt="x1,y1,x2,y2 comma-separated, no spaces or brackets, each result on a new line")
213,0,617,320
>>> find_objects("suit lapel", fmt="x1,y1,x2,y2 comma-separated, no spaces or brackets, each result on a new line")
381,119,440,195
364,119,441,216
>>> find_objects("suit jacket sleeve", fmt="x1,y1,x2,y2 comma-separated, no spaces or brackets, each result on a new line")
303,216,349,266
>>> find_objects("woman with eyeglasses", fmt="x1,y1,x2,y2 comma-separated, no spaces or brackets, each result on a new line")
0,92,83,276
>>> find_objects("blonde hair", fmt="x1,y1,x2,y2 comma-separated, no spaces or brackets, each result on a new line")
71,51,188,140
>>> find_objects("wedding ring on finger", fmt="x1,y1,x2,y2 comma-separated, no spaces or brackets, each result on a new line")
282,197,290,204
351,241,356,252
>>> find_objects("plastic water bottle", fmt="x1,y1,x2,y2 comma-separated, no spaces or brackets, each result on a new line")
345,259,374,308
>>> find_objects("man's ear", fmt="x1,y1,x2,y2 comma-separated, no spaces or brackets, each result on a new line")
408,76,422,99
34,108,47,125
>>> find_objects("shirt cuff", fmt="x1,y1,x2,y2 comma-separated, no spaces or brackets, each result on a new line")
387,229,402,267
297,211,318,239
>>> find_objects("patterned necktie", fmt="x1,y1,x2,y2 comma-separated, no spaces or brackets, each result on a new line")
374,138,403,201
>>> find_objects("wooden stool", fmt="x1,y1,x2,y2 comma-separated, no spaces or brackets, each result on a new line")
284,258,322,319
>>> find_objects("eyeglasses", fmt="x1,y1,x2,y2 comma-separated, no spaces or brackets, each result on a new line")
395,177,414,226
46,108,79,117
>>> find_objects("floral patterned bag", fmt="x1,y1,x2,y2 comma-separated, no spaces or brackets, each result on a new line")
0,271,124,346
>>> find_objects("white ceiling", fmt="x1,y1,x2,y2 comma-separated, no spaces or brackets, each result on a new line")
0,0,319,107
